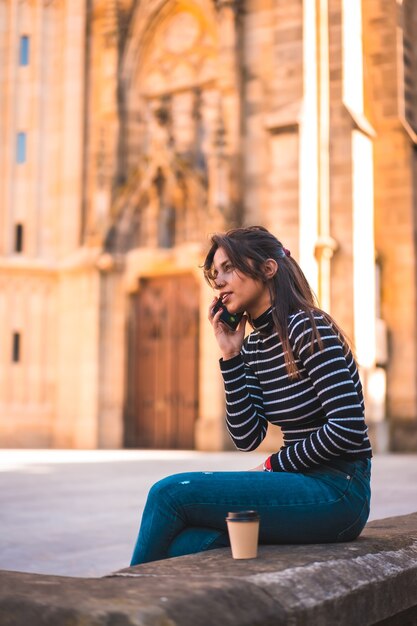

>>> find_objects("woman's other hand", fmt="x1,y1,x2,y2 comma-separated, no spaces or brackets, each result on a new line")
208,297,247,360
248,463,264,471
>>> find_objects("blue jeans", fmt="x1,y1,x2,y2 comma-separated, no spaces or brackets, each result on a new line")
130,458,371,565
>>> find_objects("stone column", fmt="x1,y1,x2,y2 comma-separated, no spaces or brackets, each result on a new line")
54,254,101,448
58,0,86,258
315,0,337,311
299,0,320,293
96,261,125,449
195,272,230,451
84,0,120,246
0,0,18,257
213,0,243,225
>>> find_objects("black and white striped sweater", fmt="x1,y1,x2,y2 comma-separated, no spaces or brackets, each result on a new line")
219,307,372,472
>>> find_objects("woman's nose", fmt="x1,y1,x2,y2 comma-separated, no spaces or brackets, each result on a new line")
214,277,225,290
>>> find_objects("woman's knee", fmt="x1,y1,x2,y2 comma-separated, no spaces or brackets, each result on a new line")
147,472,196,501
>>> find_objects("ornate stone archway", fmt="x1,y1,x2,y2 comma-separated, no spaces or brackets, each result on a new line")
103,0,243,253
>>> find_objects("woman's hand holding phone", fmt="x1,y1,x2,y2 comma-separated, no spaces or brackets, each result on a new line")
208,297,247,360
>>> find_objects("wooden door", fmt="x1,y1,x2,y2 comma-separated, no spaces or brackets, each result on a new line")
133,274,199,448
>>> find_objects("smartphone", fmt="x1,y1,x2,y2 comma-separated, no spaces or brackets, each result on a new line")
212,297,244,331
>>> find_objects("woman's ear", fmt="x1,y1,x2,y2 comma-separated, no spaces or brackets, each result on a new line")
263,258,278,280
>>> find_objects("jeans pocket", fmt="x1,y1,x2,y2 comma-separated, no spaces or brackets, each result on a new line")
325,465,353,480
306,466,353,497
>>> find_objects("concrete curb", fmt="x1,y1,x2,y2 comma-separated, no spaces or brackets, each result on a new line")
1,513,417,626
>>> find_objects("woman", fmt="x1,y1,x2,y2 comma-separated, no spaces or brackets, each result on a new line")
130,226,372,565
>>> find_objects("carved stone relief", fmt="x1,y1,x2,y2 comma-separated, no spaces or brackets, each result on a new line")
106,2,235,253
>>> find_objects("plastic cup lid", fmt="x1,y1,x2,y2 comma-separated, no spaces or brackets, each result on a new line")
226,510,260,521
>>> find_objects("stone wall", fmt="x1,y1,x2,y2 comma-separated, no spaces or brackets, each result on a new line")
0,0,87,447
0,265,57,447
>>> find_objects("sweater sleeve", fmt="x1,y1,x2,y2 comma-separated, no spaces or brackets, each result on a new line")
220,351,268,451
269,314,367,472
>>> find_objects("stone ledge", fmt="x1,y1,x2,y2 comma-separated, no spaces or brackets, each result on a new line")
1,513,417,626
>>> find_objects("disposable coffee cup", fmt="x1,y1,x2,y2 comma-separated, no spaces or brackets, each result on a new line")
225,510,260,559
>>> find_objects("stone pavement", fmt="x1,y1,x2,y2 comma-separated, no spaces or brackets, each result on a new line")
1,450,417,578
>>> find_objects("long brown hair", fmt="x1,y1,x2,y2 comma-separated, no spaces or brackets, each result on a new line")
203,225,352,378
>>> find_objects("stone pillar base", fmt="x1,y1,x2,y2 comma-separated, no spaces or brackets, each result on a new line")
194,416,231,451
367,421,390,454
389,419,417,452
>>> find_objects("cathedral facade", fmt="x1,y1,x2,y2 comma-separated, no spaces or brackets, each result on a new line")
1,0,417,451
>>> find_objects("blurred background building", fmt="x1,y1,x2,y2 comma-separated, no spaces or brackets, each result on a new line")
1,0,416,452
